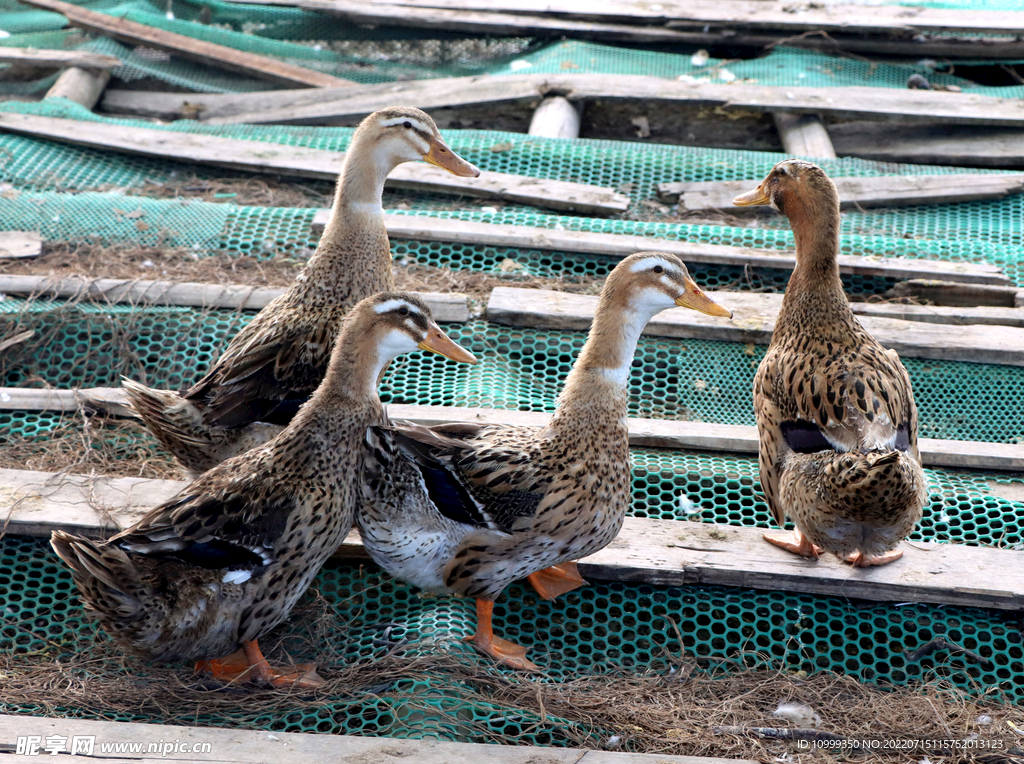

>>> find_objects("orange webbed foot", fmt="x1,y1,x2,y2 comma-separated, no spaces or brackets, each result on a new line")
466,632,540,672
763,529,823,559
196,642,323,688
844,549,904,568
527,561,588,601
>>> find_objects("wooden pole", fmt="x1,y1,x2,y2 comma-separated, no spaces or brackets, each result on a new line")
528,95,581,139
773,112,837,159
45,67,111,110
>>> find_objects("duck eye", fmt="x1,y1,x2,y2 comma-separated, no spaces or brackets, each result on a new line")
398,306,409,316
653,265,664,274
403,121,412,129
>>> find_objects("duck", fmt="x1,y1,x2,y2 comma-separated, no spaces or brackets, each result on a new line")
733,159,927,567
358,252,732,670
121,107,480,477
52,293,477,687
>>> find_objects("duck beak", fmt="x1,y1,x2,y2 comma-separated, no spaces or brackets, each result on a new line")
733,181,771,207
423,136,480,178
418,324,478,364
676,277,733,318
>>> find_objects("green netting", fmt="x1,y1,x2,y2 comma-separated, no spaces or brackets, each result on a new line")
1,533,1021,737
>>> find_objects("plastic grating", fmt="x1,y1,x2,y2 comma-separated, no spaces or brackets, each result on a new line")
1,534,1022,733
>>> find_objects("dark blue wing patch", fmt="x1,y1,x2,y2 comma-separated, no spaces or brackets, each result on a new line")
781,420,834,454
894,422,911,452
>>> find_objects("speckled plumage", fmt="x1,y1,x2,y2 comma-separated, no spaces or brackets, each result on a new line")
357,252,732,668
52,293,474,678
738,160,927,566
122,108,478,477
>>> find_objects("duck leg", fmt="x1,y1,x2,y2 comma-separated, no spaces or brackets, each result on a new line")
844,549,904,568
763,528,823,559
467,599,539,672
527,561,588,601
195,640,324,688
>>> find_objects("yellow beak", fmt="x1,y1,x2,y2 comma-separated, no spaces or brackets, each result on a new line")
675,277,733,318
418,324,478,364
423,136,480,178
733,183,771,207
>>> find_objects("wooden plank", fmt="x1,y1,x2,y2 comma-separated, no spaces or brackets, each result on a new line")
528,95,580,139
830,122,1024,168
371,0,1024,37
184,74,1024,129
0,47,120,69
5,465,1024,612
772,113,836,159
0,231,44,259
658,173,1024,210
0,714,750,763
849,301,1024,329
310,212,1011,287
3,393,1021,472
0,113,628,215
0,274,471,322
16,0,356,89
45,66,110,109
486,286,1024,367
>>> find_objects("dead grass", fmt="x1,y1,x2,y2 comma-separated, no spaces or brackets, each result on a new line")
132,174,334,209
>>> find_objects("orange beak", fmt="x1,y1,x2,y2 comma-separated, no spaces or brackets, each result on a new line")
418,323,478,364
423,135,480,178
675,276,733,318
733,182,771,207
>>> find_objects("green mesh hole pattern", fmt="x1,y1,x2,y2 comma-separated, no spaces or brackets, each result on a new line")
1,534,1022,735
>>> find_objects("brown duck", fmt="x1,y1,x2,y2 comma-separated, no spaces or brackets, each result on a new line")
52,293,476,687
734,159,927,567
122,107,479,477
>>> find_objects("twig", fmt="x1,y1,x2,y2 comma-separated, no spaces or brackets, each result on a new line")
713,725,845,742
904,638,995,668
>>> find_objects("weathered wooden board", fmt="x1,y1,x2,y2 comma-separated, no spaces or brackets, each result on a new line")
0,231,44,259
310,212,1010,286
0,274,471,322
17,0,355,88
486,286,1024,367
44,66,110,109
830,122,1024,168
6,466,1024,610
0,47,120,69
0,714,750,764
773,112,835,160
3,393,1021,472
886,280,1023,309
658,174,1024,209
101,75,1024,128
374,0,1024,37
0,113,628,215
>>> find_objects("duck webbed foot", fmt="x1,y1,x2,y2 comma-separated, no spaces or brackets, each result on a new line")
527,561,588,601
762,529,823,559
195,640,324,688
843,549,904,568
467,599,540,672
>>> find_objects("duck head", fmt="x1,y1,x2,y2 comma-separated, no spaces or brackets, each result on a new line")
732,159,839,218
606,251,733,320
355,106,480,178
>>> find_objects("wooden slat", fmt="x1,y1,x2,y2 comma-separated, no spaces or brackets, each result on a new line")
100,75,1024,128
0,715,750,764
886,280,1023,309
0,275,471,322
486,286,1024,367
0,113,628,215
772,113,836,160
658,173,1024,209
0,47,121,69
45,66,110,109
371,0,1024,37
830,122,1024,168
3,393,1021,472
5,466,1024,611
16,0,356,89
310,212,1010,286
0,231,44,259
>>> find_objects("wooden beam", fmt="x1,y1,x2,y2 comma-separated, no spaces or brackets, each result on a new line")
528,95,580,139
0,113,628,216
3,393,1021,472
45,66,111,110
658,173,1024,210
772,112,836,159
886,279,1024,309
0,231,44,259
100,75,1024,129
16,0,356,89
310,211,1011,287
486,286,1024,367
829,122,1024,168
0,47,120,69
0,714,752,764
0,274,471,322
5,466,1024,612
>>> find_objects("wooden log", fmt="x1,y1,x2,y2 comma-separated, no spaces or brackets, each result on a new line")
16,0,356,89
0,714,753,764
0,231,44,259
0,274,471,321
885,280,1024,309
310,211,1011,286
829,122,1024,168
485,286,1024,367
658,173,1024,210
772,112,836,159
528,95,580,139
0,47,120,69
3,393,1021,472
45,66,111,110
5,465,1024,611
0,113,628,216
100,75,1024,129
